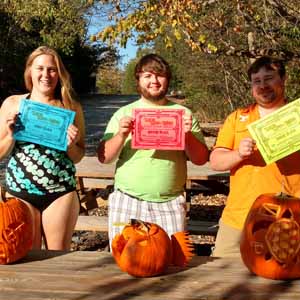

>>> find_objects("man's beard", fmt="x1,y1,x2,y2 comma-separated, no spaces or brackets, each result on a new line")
257,90,277,104
139,86,168,102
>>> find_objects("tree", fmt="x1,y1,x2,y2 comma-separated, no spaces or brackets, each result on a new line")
121,47,152,94
0,0,119,100
95,1,300,60
1,0,91,53
90,1,300,119
121,59,137,94
97,65,123,94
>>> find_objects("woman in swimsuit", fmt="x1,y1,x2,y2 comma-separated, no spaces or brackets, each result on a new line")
0,46,85,250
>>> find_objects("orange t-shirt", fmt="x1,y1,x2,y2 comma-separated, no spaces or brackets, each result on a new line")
215,103,300,229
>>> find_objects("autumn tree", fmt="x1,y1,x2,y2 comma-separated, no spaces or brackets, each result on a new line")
95,0,300,59
93,0,300,120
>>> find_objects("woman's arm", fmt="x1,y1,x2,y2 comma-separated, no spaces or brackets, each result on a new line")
0,96,20,160
67,101,85,163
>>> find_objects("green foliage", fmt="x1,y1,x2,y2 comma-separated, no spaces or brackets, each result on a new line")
121,47,154,95
141,1,300,121
95,0,300,60
1,0,90,54
0,0,119,100
121,59,137,94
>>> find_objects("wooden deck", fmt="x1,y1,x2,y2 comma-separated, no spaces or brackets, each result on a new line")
1,249,300,299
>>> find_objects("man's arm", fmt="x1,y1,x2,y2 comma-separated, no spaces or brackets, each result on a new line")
210,137,255,171
185,131,209,165
98,116,133,164
183,114,209,165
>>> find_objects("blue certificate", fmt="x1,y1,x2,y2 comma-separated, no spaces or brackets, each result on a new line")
14,99,75,151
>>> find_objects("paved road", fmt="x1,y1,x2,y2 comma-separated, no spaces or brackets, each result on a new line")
81,94,138,155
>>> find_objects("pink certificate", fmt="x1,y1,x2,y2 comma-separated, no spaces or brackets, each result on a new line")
132,108,185,150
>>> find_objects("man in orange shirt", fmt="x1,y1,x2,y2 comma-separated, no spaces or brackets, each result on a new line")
210,56,300,257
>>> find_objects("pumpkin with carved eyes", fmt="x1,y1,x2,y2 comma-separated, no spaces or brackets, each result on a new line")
0,198,33,264
112,219,194,277
240,193,300,279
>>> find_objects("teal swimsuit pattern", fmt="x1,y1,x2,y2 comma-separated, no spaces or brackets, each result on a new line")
5,142,76,210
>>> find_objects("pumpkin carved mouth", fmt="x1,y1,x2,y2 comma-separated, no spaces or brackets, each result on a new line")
265,218,300,265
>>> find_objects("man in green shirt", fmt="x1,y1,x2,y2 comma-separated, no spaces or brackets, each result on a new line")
98,54,209,245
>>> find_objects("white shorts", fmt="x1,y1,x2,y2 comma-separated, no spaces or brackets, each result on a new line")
108,189,187,246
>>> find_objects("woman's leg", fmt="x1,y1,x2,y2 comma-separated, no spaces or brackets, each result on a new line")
42,191,79,250
19,199,42,249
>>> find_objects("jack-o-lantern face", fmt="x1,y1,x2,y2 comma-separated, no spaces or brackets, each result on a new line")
0,198,33,264
240,193,300,279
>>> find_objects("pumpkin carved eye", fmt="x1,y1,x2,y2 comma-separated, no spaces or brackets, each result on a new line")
260,203,280,218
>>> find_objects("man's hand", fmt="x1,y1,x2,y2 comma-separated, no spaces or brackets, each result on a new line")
238,137,256,159
183,114,192,133
117,116,134,138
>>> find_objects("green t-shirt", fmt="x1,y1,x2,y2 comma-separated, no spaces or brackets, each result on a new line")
102,99,205,202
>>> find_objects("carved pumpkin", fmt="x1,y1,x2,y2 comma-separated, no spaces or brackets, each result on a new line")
0,198,33,264
112,219,194,277
240,193,300,279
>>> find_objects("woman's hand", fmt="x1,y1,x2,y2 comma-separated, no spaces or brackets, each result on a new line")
6,111,19,137
67,124,80,148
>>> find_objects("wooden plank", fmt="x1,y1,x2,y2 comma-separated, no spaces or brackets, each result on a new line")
80,178,114,189
75,215,108,231
75,156,229,181
1,250,300,300
74,215,218,235
75,157,115,179
187,219,218,235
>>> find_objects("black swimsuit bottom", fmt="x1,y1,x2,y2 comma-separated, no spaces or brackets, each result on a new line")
5,142,76,211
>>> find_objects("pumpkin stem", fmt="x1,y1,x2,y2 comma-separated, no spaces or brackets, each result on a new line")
130,219,151,232
275,192,295,200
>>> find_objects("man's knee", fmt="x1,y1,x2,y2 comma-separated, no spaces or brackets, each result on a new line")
212,220,242,258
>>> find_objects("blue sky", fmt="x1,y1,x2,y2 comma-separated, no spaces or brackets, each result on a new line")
118,38,138,67
88,13,138,68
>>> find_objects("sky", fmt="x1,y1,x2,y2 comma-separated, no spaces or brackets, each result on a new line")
88,13,138,68
118,38,138,67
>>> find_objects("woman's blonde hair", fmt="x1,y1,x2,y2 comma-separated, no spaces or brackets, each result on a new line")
24,46,76,110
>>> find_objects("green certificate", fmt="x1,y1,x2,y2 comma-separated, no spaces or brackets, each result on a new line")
248,98,300,165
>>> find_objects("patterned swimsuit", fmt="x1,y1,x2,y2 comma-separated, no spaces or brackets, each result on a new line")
5,141,76,210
